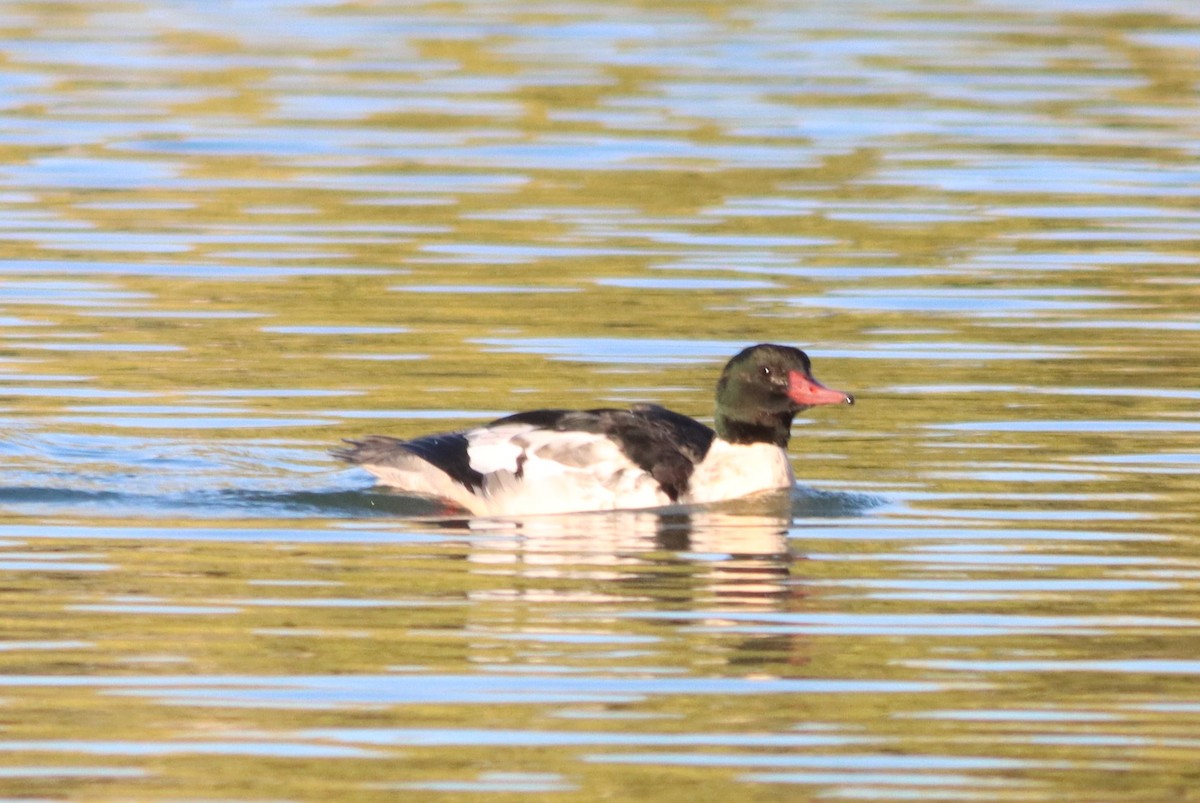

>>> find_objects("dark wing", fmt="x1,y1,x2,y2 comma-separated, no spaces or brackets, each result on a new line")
332,433,485,492
606,405,715,500
627,404,716,464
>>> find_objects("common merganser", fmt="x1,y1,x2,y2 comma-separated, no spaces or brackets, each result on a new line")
333,343,853,516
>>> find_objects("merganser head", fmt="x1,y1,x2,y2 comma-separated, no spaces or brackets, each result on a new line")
714,344,853,447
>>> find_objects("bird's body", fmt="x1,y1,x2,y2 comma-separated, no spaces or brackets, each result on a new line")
334,344,853,516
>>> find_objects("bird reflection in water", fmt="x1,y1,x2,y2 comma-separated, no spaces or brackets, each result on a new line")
441,490,798,609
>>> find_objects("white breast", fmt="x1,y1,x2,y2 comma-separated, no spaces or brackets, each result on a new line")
683,440,794,505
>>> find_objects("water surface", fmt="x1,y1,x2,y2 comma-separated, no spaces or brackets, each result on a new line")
0,0,1198,800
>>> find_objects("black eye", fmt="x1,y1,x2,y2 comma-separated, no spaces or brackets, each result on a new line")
761,366,772,377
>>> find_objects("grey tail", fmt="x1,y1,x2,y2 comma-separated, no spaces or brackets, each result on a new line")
331,436,405,465
332,434,485,493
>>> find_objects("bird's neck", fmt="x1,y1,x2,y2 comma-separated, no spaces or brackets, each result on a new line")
715,411,793,448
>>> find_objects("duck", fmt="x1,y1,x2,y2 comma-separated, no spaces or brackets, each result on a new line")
333,343,853,516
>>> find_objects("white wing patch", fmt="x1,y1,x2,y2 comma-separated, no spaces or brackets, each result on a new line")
462,424,531,476
457,423,670,515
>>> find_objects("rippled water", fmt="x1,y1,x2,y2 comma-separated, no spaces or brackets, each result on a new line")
0,0,1198,799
